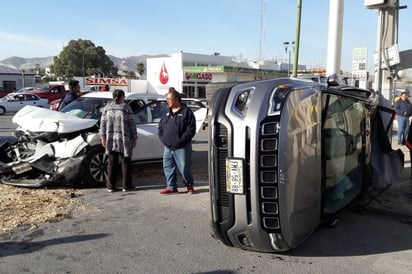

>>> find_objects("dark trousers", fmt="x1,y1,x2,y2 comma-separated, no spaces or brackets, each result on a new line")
106,151,132,190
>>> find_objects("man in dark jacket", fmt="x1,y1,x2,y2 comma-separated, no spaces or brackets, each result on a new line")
63,80,81,106
394,91,412,144
158,88,196,194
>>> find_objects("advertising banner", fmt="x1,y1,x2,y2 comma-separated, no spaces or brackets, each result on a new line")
146,54,183,95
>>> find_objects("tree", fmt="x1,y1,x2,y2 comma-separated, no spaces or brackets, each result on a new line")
136,62,145,78
53,39,115,79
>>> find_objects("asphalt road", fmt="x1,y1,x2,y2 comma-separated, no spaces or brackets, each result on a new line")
1,114,412,273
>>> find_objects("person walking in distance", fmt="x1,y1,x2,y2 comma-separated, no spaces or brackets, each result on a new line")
100,89,137,192
394,91,412,145
158,87,196,194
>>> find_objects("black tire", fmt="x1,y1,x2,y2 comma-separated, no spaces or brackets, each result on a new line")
82,145,108,186
0,107,5,115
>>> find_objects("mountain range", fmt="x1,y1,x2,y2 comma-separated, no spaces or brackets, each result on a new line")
0,54,168,73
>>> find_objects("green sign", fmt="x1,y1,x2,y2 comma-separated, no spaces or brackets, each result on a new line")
184,66,224,73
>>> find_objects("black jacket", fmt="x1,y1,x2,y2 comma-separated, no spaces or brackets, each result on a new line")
158,104,196,150
394,99,412,117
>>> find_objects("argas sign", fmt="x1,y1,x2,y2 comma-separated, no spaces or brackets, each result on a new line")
185,72,213,81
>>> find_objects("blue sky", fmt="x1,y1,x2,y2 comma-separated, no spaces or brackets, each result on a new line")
0,0,411,71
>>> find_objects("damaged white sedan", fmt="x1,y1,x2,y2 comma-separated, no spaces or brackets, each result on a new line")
0,92,208,187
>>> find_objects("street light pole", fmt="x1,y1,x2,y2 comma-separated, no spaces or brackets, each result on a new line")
283,41,295,77
82,53,85,78
21,69,25,88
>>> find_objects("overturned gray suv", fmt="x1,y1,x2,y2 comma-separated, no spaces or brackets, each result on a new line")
208,75,403,252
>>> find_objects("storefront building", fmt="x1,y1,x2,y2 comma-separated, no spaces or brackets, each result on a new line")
0,65,35,91
146,52,289,98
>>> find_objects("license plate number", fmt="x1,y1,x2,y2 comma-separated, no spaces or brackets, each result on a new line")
12,163,32,174
226,158,244,194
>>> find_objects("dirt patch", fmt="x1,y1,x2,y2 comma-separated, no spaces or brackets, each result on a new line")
0,166,208,234
0,184,84,234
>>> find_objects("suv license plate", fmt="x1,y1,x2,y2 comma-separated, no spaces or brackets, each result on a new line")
226,158,244,194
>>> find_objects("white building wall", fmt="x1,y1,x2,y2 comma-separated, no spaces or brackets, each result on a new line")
0,74,35,90
211,74,228,82
146,51,291,96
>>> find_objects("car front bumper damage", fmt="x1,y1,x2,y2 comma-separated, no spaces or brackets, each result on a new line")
0,135,88,188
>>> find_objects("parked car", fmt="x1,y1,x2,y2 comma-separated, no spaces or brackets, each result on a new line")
0,93,49,115
25,84,67,103
0,87,13,98
0,92,208,187
208,75,402,252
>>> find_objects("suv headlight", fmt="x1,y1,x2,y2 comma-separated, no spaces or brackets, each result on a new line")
267,84,293,116
233,88,254,117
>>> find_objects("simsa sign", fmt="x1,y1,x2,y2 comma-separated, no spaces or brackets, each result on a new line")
85,77,128,86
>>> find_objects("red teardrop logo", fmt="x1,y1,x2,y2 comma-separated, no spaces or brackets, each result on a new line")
159,62,169,85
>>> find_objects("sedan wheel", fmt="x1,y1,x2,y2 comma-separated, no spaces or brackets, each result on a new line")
0,107,5,115
83,145,108,186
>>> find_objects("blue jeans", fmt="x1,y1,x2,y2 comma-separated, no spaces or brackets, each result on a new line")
163,143,194,190
397,115,410,143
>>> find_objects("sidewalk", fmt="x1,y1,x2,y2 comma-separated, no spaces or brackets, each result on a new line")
365,139,412,220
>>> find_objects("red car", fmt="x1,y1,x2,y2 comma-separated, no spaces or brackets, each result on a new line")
25,84,67,103
0,87,13,98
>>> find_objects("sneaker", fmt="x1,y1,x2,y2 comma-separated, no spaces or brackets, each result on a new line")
107,189,114,193
160,188,178,194
187,187,194,194
122,189,129,192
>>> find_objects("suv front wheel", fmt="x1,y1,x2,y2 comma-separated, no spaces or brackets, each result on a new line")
83,145,108,186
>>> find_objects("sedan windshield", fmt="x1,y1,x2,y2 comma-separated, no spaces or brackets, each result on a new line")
61,97,111,119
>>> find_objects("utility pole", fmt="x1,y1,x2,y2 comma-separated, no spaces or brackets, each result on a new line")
366,0,400,106
292,0,302,77
326,0,344,77
284,41,295,76
82,53,85,78
259,0,266,64
21,69,25,88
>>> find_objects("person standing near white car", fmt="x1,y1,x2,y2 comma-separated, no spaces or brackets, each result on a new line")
158,87,196,194
100,89,138,192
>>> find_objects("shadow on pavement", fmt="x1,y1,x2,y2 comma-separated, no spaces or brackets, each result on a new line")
0,233,109,257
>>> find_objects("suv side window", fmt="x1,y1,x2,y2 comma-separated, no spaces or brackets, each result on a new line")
323,94,366,214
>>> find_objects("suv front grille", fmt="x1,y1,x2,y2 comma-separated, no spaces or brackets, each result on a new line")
212,118,281,234
258,119,281,232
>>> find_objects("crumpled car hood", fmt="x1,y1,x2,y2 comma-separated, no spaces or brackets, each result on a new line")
13,105,98,133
